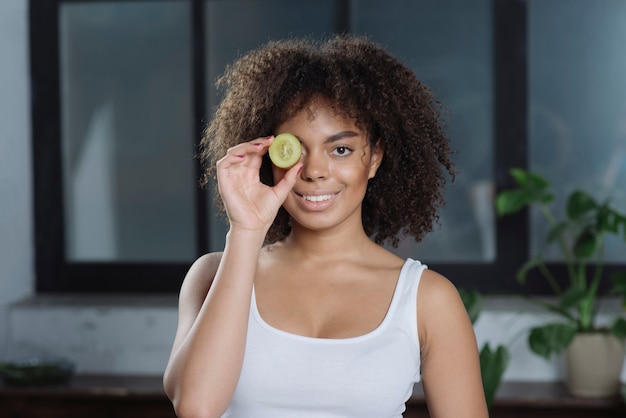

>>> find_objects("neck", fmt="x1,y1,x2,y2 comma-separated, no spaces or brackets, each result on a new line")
281,222,376,262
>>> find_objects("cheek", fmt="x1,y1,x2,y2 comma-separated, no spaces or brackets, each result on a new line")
335,164,371,185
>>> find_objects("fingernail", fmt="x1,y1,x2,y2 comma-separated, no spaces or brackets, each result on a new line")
297,165,304,174
252,142,262,146
236,154,245,158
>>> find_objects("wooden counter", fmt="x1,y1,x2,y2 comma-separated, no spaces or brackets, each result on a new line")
0,375,174,418
407,380,626,418
1,375,624,417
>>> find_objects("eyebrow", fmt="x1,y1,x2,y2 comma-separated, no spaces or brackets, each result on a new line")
324,130,360,144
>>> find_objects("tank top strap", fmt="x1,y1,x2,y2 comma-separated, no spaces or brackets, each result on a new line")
384,258,427,365
388,258,427,316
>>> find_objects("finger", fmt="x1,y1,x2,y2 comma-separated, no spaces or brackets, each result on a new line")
250,135,274,152
216,152,246,170
226,135,273,156
221,136,274,171
218,142,262,171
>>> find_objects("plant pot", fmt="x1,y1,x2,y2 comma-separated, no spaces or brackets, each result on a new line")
565,332,624,398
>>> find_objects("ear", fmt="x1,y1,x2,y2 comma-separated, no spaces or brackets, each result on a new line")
368,141,384,179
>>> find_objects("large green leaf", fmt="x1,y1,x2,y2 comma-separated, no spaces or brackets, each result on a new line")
528,323,577,359
479,343,509,409
597,204,621,234
566,190,598,220
510,168,549,192
573,227,601,259
496,189,531,216
509,168,534,187
496,169,553,216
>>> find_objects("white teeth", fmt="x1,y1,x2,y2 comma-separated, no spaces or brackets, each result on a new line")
303,194,334,202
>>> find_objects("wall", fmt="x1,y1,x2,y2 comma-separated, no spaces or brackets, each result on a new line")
0,0,179,376
0,0,624,383
0,0,33,351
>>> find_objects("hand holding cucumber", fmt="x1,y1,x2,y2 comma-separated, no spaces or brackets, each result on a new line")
216,135,302,233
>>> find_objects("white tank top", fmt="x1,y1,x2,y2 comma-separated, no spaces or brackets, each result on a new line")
222,258,425,418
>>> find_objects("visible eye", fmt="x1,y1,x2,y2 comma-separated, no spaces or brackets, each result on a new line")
332,146,353,157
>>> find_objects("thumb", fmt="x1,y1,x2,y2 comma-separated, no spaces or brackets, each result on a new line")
272,163,303,202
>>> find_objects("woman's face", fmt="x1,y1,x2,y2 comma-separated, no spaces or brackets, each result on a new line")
273,99,383,235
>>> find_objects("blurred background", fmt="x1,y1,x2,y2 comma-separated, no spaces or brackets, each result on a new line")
1,0,626,383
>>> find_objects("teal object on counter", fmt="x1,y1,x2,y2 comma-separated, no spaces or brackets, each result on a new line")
0,358,74,386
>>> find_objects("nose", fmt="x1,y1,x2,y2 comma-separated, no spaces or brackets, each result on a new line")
300,150,329,181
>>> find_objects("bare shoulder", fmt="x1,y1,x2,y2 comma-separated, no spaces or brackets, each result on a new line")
189,251,224,280
418,269,462,307
416,269,470,347
179,252,224,304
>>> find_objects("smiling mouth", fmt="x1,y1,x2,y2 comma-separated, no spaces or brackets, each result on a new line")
301,193,337,202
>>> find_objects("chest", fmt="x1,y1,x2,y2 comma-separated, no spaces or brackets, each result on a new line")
227,304,420,418
254,265,400,339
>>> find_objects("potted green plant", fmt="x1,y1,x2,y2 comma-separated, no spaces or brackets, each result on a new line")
496,168,626,398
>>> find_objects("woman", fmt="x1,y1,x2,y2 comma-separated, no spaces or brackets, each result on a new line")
163,35,488,418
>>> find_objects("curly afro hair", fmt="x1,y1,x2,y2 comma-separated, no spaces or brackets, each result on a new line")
199,34,454,248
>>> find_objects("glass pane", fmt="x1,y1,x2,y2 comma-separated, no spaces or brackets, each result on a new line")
204,0,339,250
352,0,495,262
529,0,626,263
60,1,195,262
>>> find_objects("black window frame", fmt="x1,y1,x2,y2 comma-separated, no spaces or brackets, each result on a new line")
29,0,623,295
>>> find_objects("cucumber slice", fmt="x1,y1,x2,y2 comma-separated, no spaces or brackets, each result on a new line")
269,133,302,168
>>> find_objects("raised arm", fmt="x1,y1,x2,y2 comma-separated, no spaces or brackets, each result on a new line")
418,270,489,418
163,136,302,418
